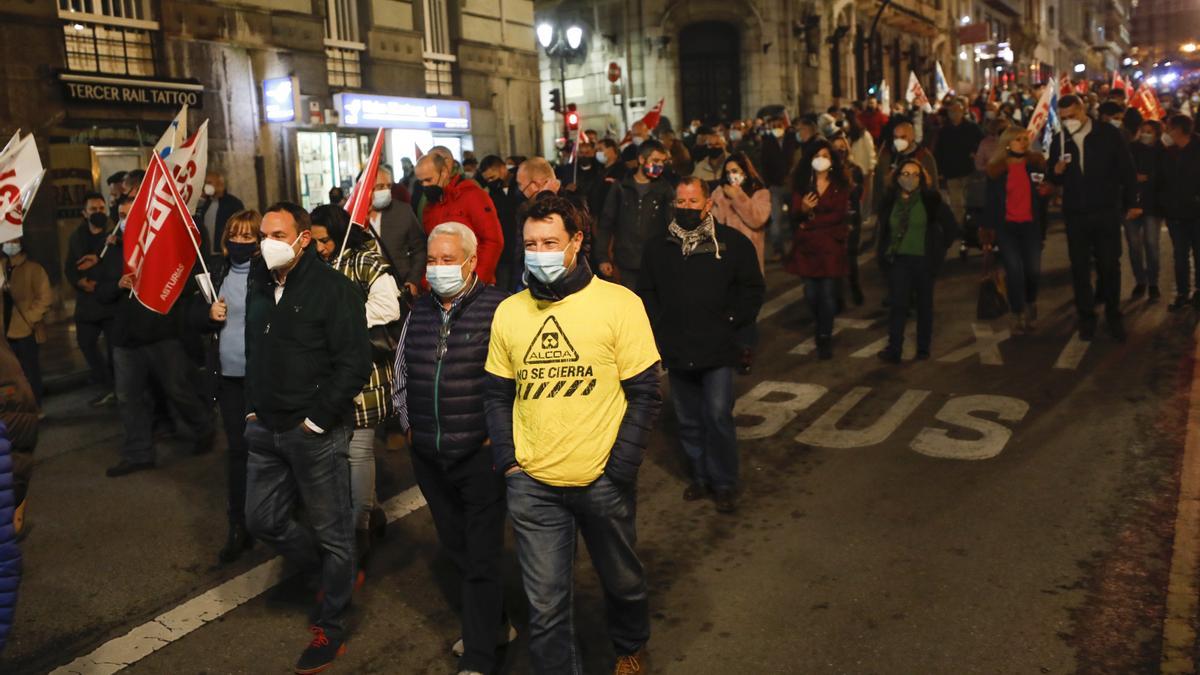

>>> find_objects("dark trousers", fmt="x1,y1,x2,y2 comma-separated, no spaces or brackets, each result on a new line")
1125,215,1162,287
245,421,354,639
112,340,214,464
996,221,1043,314
886,255,934,356
10,336,41,407
1064,212,1122,321
218,376,248,526
804,278,839,339
1166,218,1200,298
411,447,507,673
847,222,862,294
670,367,738,490
75,317,114,388
506,471,649,674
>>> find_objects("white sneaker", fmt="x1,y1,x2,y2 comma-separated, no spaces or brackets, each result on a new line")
451,624,518,657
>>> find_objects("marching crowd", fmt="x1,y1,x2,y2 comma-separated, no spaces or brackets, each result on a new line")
0,75,1198,673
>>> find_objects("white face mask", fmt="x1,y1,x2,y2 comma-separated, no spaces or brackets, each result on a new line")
811,156,832,172
631,136,645,146
1163,133,1176,147
203,183,216,197
372,188,392,210
1140,133,1156,145
525,243,574,284
1109,119,1123,129
261,235,301,271
117,217,127,233
1063,118,1083,134
771,128,785,139
596,150,608,164
893,138,911,153
2,243,20,257
727,172,745,186
427,261,469,297
730,130,743,142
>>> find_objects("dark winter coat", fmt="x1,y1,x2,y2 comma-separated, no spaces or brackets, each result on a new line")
1129,140,1164,216
1157,134,1200,220
786,183,851,278
94,230,201,349
637,225,765,371
595,175,676,272
404,280,507,466
64,221,115,322
244,249,371,432
1047,119,1138,216
933,120,985,179
876,188,960,275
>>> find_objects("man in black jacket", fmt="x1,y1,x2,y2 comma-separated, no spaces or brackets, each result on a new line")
761,115,799,260
243,202,370,675
1048,94,1140,341
195,171,245,268
638,177,763,513
394,222,511,675
479,155,524,292
483,196,662,675
100,199,216,478
933,99,984,226
1159,114,1200,310
595,140,675,289
65,192,117,406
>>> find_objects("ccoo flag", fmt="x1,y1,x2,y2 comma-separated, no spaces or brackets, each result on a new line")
123,153,204,314
905,71,933,113
0,134,46,242
168,120,209,214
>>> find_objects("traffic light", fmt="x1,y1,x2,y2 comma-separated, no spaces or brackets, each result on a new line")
566,103,579,130
549,88,563,113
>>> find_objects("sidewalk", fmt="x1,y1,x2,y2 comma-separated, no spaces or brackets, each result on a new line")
41,309,93,392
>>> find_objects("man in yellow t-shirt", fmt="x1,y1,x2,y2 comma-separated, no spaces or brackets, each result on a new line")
484,194,662,675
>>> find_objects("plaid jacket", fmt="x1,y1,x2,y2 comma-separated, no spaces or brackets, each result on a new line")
335,247,396,428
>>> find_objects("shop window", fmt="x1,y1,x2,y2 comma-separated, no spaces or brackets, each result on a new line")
327,47,363,89
58,0,157,76
325,0,365,89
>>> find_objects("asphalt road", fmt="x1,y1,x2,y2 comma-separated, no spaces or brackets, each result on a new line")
3,221,1197,675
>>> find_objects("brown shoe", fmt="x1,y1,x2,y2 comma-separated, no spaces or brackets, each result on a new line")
615,650,646,675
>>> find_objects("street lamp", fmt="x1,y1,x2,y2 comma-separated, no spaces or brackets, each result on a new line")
536,20,589,146
565,25,584,50
1183,42,1197,53
537,23,554,49
1074,63,1086,73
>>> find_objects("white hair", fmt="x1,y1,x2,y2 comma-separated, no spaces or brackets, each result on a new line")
429,221,478,258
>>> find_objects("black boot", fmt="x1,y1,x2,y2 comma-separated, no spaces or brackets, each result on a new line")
218,523,254,565
369,505,387,543
816,336,833,360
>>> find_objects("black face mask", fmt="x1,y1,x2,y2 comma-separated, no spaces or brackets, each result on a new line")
425,185,444,204
487,179,505,192
1008,149,1025,158
675,208,704,230
87,212,109,230
578,157,595,169
227,241,257,264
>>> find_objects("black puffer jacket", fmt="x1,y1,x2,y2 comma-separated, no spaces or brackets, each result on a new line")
404,279,507,465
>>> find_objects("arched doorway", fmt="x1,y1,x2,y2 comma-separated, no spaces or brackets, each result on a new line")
678,21,741,124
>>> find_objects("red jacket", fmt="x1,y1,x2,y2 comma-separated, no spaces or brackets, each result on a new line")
420,175,505,284
858,109,889,143
786,184,850,279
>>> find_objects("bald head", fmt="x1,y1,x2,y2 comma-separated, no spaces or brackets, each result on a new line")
516,156,560,200
416,153,452,191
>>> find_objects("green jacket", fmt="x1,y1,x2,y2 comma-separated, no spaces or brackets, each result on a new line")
245,249,371,432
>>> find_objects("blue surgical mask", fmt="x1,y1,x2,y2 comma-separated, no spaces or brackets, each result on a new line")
427,262,468,297
596,150,608,164
525,243,575,284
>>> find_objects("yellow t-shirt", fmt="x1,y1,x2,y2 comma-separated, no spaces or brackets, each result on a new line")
485,277,660,487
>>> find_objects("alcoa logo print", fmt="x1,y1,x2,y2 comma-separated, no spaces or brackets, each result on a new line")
523,316,579,365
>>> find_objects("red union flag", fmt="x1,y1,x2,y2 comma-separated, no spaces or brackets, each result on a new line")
168,120,209,214
1134,82,1166,121
1025,84,1054,141
345,128,386,230
1059,73,1075,97
123,153,202,314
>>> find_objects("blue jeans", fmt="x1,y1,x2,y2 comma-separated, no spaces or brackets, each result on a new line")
768,185,790,253
996,221,1043,314
506,471,648,674
669,367,738,490
1124,215,1161,287
886,255,934,356
804,278,839,338
113,339,214,464
1166,218,1200,297
245,421,355,640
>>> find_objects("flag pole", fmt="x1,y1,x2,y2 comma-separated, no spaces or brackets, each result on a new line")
337,128,385,268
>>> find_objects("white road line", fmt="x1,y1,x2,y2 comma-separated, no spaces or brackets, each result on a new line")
1053,332,1090,370
50,485,428,675
1161,326,1200,673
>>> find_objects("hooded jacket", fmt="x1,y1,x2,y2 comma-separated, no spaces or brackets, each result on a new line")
420,175,505,284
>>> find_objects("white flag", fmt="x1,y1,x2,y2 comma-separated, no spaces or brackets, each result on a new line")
0,134,45,241
879,80,891,111
906,71,933,113
167,120,209,214
0,131,20,161
152,105,188,160
934,62,952,103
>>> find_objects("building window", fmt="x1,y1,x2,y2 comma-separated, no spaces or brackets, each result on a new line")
58,0,158,76
325,0,365,89
422,0,457,96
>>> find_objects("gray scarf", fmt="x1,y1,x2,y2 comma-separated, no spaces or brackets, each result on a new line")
668,212,721,259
